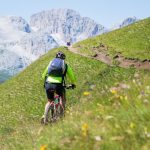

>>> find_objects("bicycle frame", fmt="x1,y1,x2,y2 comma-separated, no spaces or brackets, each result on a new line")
41,84,74,124
50,95,64,122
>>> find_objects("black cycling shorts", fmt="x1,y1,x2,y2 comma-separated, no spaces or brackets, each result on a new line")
45,82,64,100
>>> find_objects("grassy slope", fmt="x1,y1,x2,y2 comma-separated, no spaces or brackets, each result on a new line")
74,18,150,60
0,46,150,150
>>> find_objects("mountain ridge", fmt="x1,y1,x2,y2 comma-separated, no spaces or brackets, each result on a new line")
0,9,106,83
111,16,138,30
0,9,144,83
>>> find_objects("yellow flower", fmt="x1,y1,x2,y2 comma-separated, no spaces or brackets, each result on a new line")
144,127,148,134
82,123,89,137
133,79,136,83
105,115,114,120
40,145,48,150
83,91,90,96
130,122,136,129
120,96,123,100
66,110,70,114
110,89,117,94
111,136,124,141
124,96,128,100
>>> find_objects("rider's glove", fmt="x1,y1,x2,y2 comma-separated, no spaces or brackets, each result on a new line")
71,84,76,89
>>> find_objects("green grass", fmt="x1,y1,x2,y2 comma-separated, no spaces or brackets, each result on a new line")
74,18,150,60
0,46,150,150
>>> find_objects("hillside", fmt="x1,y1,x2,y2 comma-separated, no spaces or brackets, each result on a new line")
74,18,150,60
0,45,150,150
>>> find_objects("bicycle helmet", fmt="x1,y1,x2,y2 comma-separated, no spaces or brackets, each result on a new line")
56,51,66,59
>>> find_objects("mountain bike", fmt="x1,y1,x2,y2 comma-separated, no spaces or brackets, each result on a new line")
41,84,74,125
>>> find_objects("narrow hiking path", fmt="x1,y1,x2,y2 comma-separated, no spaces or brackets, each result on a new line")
69,46,112,65
68,46,150,70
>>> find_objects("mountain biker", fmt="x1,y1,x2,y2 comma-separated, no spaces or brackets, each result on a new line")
41,51,76,123
67,41,71,47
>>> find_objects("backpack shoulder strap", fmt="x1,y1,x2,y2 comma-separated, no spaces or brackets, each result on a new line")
64,64,68,76
62,63,68,85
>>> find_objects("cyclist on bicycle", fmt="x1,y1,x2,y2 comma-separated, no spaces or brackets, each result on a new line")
41,51,76,123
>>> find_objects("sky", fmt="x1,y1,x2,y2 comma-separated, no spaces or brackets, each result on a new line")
0,0,149,28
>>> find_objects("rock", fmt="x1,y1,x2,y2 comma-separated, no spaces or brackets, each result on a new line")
93,54,98,57
113,55,119,59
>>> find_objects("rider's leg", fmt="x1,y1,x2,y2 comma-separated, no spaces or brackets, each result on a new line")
43,99,52,119
56,84,66,116
43,85,55,123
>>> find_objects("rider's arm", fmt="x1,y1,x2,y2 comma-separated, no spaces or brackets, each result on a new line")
66,65,76,84
42,66,48,80
42,61,51,80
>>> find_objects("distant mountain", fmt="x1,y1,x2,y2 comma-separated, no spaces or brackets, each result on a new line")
0,9,107,83
0,16,31,41
0,10,141,83
0,16,36,77
20,32,59,57
111,17,139,30
30,9,106,43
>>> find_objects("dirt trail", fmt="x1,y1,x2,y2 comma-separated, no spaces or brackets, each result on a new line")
68,46,150,70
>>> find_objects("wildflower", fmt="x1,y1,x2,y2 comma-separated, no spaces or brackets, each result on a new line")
115,94,120,99
124,96,128,100
83,91,90,96
101,90,105,94
120,83,130,89
115,124,120,129
126,129,133,135
146,86,150,90
144,127,148,134
66,110,70,114
133,79,136,83
143,99,149,104
58,129,63,133
97,103,101,106
138,82,142,86
146,86,150,94
95,136,102,141
40,145,48,150
146,133,150,138
130,122,136,129
120,96,123,100
134,73,139,78
141,91,145,96
110,89,117,94
137,94,142,99
105,115,114,120
82,123,89,137
111,136,124,141
38,127,43,135
89,84,96,90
